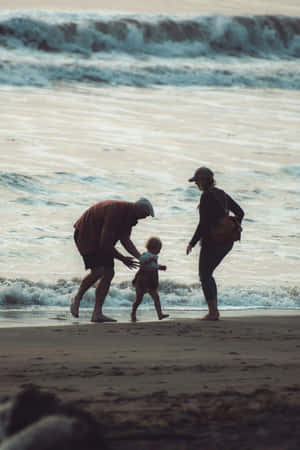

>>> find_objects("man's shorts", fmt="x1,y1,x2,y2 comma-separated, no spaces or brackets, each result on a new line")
74,230,114,270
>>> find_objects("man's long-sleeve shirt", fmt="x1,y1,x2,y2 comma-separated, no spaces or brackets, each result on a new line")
74,200,138,256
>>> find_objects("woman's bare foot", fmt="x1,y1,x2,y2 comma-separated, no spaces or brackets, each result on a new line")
70,297,79,318
159,314,169,320
91,314,117,323
201,312,219,321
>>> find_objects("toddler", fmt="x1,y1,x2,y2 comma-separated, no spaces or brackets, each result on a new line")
131,236,169,322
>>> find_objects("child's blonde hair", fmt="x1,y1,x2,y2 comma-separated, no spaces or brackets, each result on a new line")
146,236,162,253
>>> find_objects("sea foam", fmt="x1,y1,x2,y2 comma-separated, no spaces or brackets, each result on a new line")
1,278,299,311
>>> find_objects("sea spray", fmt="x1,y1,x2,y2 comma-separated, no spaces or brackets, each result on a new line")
1,278,299,311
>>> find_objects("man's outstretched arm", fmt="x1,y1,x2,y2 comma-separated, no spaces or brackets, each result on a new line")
99,228,138,269
120,235,141,260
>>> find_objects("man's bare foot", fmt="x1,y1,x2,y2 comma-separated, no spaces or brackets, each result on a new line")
159,314,169,320
91,314,117,323
70,297,79,318
201,313,219,321
131,313,137,323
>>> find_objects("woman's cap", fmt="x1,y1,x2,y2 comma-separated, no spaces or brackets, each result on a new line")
188,167,214,182
135,198,155,217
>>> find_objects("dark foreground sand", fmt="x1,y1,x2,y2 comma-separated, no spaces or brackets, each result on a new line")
1,316,300,449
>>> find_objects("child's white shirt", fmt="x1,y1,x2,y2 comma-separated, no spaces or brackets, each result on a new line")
139,252,159,269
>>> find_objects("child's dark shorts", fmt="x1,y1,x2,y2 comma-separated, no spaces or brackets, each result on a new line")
132,269,159,292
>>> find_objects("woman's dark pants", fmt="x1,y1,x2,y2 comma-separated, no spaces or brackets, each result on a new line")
199,240,233,301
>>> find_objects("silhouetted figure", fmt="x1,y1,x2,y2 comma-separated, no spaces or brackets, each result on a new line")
186,167,244,320
131,236,169,322
71,198,154,322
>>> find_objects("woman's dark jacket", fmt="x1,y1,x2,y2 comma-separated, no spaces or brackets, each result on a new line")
189,187,244,248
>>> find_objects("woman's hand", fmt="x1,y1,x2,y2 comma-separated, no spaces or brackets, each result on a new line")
186,243,193,255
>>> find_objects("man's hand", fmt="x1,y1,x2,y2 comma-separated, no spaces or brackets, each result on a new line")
122,256,139,269
159,265,167,271
186,243,193,255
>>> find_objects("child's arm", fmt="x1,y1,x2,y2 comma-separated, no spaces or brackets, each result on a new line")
139,253,153,264
139,253,158,268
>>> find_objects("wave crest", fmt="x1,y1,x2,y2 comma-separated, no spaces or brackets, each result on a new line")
1,278,300,310
1,13,300,57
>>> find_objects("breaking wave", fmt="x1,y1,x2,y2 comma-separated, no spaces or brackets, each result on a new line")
1,278,300,311
1,13,300,58
1,12,300,88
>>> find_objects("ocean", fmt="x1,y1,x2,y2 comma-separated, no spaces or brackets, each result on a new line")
1,9,300,325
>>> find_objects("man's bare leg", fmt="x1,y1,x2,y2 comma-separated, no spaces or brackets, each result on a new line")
91,267,115,322
149,290,169,321
71,267,104,317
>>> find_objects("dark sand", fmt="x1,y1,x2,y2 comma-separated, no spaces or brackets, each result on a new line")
1,316,300,448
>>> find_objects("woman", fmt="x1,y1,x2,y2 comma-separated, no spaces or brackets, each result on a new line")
186,167,244,320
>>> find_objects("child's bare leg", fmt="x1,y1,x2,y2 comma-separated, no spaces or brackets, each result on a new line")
149,290,169,320
131,288,144,322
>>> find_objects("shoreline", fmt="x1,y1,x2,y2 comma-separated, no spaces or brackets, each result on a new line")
1,308,300,328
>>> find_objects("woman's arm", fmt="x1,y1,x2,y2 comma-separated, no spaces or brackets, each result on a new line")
188,193,211,248
227,194,244,222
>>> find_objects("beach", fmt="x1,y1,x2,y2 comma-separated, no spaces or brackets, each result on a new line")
1,315,300,448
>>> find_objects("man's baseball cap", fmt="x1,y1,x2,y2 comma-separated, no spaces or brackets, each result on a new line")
135,198,155,217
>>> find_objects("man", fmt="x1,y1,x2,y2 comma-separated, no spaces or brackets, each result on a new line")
71,198,154,322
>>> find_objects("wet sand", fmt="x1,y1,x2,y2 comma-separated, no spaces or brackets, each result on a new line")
1,316,300,448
